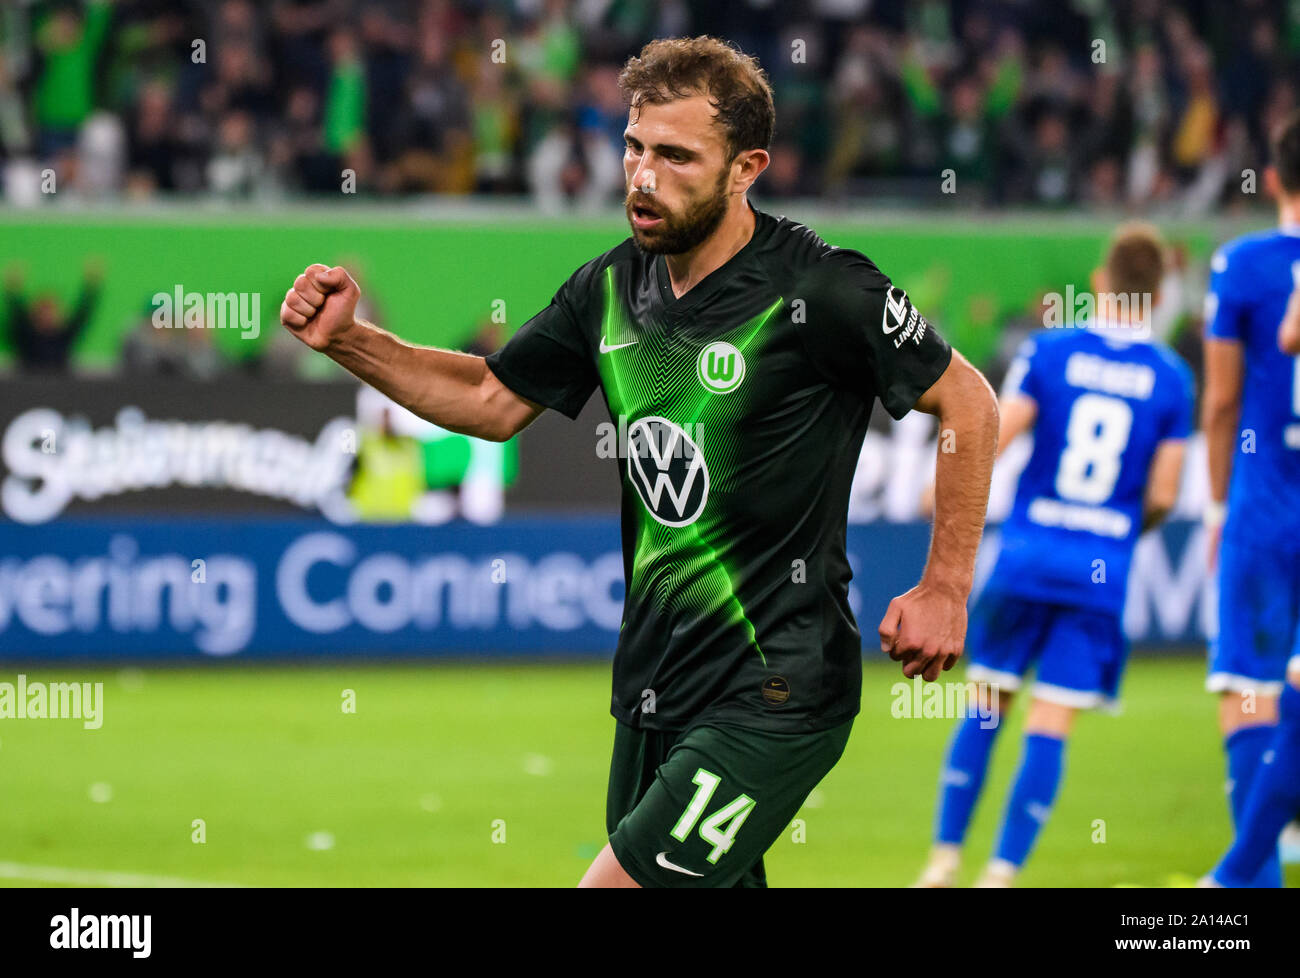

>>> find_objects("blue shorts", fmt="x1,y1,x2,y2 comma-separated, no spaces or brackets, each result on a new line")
1208,537,1300,696
965,591,1128,712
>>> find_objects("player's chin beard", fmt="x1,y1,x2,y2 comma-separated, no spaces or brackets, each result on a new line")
626,175,730,255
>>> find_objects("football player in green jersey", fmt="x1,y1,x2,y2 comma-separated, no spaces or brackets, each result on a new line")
280,36,1000,887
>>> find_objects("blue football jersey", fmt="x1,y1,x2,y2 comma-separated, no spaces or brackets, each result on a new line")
988,327,1194,614
1205,229,1300,552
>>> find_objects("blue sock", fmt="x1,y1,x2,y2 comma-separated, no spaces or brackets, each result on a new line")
1215,685,1300,887
994,733,1065,868
1223,724,1283,888
934,713,1002,845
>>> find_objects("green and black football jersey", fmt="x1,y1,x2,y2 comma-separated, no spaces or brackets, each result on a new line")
486,205,952,733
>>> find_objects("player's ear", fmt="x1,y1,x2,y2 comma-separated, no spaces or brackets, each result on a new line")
732,148,769,193
1264,165,1282,201
1090,266,1106,295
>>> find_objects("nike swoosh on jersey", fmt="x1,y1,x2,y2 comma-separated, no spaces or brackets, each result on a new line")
599,335,640,353
655,852,704,877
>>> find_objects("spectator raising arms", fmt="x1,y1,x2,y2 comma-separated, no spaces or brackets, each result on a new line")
3,257,103,373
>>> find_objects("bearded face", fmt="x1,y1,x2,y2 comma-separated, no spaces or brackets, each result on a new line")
625,164,731,255
621,95,742,256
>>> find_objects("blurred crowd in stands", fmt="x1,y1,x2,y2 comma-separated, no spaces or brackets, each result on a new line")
0,251,501,380
0,0,1287,382
0,0,1293,212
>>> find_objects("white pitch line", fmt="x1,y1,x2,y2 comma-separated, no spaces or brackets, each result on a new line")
0,861,246,888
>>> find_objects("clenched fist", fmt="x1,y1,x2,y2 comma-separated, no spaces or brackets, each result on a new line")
280,264,361,352
878,582,967,682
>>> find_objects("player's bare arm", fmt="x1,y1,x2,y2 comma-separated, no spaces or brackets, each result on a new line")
879,351,998,683
1201,336,1244,568
993,394,1036,460
1279,286,1300,354
1141,439,1187,531
918,383,1032,518
280,263,543,442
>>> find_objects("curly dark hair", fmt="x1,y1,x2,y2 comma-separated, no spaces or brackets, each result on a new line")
617,36,775,162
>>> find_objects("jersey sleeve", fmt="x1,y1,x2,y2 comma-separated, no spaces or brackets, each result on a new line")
1204,245,1248,342
795,248,953,419
484,272,599,421
999,335,1042,403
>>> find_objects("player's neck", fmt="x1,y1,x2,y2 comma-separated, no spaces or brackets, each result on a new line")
1090,312,1150,340
1278,196,1300,232
663,198,756,299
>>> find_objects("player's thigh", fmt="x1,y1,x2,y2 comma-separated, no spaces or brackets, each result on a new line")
578,843,641,888
608,718,853,888
1209,539,1295,698
1034,606,1126,711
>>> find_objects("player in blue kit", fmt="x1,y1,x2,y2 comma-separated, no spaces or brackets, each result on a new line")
1200,112,1300,888
917,224,1194,887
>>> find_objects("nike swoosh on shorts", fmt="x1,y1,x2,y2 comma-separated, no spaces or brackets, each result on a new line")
655,852,704,877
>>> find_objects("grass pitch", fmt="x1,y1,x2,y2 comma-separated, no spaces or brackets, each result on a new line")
1,654,1294,887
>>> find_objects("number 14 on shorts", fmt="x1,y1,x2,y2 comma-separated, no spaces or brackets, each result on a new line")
669,768,756,864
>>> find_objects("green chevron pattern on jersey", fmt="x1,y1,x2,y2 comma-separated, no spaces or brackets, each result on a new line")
597,265,784,665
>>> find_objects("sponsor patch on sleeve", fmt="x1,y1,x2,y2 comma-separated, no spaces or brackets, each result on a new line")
881,285,930,348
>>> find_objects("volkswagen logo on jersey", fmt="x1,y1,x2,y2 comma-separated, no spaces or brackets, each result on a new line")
697,341,745,394
626,417,709,527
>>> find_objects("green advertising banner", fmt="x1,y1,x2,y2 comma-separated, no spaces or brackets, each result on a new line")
0,205,1257,371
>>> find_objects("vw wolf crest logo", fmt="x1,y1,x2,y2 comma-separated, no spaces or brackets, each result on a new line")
697,341,745,394
627,417,709,526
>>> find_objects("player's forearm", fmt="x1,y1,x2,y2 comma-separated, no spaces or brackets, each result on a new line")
1141,440,1186,533
922,377,999,596
993,412,1019,462
1280,299,1300,355
1201,399,1238,503
324,319,506,440
992,395,1036,462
